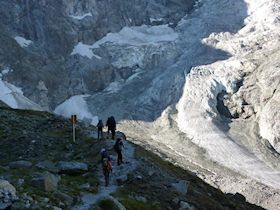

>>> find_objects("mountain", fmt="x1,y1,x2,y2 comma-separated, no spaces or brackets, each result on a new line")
0,0,280,209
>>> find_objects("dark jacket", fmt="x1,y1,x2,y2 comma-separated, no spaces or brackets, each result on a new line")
106,116,116,130
97,120,104,129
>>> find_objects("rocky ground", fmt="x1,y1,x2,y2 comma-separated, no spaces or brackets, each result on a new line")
0,105,264,210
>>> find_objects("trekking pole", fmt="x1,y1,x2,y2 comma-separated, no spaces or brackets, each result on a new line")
70,115,77,143
73,123,76,143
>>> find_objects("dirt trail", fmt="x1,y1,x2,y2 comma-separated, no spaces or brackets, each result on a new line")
72,137,138,210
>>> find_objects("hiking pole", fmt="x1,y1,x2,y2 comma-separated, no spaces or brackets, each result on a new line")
70,115,77,143
73,123,76,143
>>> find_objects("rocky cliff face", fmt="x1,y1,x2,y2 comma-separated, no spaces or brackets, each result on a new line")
0,0,194,110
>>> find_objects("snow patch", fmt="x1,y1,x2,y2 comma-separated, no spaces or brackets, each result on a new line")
71,42,102,59
0,68,42,110
0,68,23,108
14,36,32,48
70,13,92,20
54,95,98,125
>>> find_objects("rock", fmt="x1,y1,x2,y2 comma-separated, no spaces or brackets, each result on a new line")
242,105,254,118
31,172,60,192
136,175,143,180
179,201,195,210
52,191,73,207
0,180,16,196
116,175,128,185
135,196,147,203
10,201,28,210
53,207,62,210
9,161,32,169
172,180,189,195
36,161,57,173
57,161,88,175
115,131,127,140
227,193,246,203
17,179,25,187
148,171,155,176
79,183,90,190
0,202,11,210
172,198,180,204
58,201,66,208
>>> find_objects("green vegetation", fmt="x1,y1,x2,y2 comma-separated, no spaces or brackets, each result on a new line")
60,173,99,195
97,199,119,210
120,197,162,210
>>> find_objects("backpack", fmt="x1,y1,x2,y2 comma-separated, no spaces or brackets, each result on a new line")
102,157,112,171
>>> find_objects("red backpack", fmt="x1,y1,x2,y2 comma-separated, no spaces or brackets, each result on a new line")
102,157,112,171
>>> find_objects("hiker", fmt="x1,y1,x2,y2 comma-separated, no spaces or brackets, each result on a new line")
97,119,104,139
100,148,112,187
106,116,116,139
114,138,124,165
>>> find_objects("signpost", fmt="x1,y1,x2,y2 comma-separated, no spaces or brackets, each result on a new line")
70,115,77,143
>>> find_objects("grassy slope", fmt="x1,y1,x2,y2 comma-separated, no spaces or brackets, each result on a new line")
0,106,264,210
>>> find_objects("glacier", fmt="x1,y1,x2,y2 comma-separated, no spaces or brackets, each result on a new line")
1,0,280,208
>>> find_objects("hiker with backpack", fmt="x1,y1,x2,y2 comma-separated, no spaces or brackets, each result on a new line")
114,138,124,165
106,116,116,139
100,148,112,187
97,119,104,139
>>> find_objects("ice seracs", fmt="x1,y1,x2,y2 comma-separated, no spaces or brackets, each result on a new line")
92,25,178,48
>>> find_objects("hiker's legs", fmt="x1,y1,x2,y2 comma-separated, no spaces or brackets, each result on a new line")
120,151,123,164
98,128,103,139
112,129,115,139
104,170,109,186
117,150,123,165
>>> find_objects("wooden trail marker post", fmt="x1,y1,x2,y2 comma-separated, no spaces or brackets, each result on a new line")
70,115,77,143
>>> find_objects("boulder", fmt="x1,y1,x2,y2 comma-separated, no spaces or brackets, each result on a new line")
36,160,58,173
9,161,32,169
135,196,147,203
172,180,189,195
0,180,16,196
116,175,128,185
179,201,195,210
148,171,155,176
31,172,60,192
10,201,29,210
57,161,88,175
79,183,90,190
0,202,11,210
227,192,246,203
0,180,17,210
52,191,73,207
